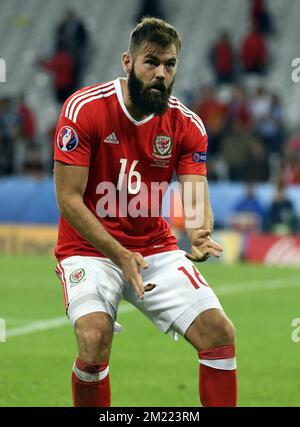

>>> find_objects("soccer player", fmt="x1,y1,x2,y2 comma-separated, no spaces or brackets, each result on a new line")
54,17,237,407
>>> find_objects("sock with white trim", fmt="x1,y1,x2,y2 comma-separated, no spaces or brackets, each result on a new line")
198,344,237,407
72,357,111,407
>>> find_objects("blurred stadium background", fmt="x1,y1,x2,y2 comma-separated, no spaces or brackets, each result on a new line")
0,0,300,407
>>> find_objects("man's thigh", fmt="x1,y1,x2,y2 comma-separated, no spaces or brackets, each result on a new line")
123,250,223,338
55,256,124,326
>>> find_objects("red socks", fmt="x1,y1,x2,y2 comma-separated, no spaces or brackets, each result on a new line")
72,357,111,407
198,344,237,407
72,346,237,407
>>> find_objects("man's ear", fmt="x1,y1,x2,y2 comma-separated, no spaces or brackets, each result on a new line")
121,52,133,74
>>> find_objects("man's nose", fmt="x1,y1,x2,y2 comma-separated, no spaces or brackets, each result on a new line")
155,64,166,80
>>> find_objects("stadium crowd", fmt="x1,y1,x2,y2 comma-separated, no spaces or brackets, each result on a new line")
191,83,300,187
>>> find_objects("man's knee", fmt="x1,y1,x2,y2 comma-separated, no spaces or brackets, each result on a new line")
219,317,236,344
204,314,236,347
185,309,236,350
74,312,113,362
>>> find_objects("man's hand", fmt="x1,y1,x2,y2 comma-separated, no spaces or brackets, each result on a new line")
185,229,223,262
118,251,156,299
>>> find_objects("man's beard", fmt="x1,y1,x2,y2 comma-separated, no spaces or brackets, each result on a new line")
128,66,174,116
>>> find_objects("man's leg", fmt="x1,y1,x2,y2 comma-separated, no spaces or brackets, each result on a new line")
123,250,236,406
184,308,237,407
72,311,113,407
56,256,124,407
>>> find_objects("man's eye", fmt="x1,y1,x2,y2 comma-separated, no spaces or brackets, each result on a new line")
146,60,155,65
167,63,176,68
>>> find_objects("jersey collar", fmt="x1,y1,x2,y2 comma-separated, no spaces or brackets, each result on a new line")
114,77,155,126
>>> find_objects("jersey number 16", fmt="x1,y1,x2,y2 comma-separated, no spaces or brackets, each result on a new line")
117,158,141,194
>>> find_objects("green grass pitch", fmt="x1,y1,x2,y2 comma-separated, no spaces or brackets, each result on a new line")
0,255,299,407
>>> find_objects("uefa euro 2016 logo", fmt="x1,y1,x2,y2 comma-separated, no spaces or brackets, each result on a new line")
57,126,79,152
0,58,6,82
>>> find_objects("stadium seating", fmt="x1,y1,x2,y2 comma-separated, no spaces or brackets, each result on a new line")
0,0,299,130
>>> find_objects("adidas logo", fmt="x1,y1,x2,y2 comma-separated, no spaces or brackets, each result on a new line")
104,132,119,144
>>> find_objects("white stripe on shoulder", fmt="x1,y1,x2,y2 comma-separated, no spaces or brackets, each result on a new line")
67,84,114,121
168,102,206,136
72,89,116,123
170,96,205,127
65,81,114,119
67,83,114,121
169,97,206,136
169,97,206,133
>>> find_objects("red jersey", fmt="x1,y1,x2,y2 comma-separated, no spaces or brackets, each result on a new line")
54,78,207,261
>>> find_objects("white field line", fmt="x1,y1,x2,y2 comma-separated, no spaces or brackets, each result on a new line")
5,318,46,325
5,275,300,339
215,275,300,295
5,304,134,338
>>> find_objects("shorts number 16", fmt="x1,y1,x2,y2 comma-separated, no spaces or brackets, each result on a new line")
178,265,208,289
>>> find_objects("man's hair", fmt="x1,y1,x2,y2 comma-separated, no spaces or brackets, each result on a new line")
129,17,182,55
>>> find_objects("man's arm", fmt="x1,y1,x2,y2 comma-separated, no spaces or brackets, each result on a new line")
177,174,223,261
54,160,148,298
